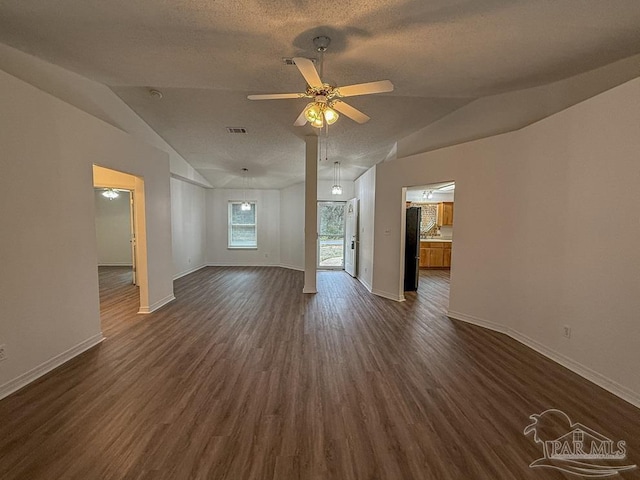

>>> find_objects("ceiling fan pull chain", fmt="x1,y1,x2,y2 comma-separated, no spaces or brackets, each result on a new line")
323,124,328,162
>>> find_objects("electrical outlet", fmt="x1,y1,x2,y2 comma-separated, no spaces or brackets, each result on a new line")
563,326,571,338
0,345,6,362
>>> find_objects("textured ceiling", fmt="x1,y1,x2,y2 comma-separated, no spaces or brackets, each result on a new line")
1,0,640,188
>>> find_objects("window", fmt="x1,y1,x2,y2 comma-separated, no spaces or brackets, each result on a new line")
228,201,257,248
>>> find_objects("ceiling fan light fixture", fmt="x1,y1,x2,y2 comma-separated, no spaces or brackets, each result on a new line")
324,106,339,125
311,116,324,128
304,103,322,122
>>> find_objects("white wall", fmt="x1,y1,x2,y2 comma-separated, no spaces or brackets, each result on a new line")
369,77,640,406
94,189,132,266
0,68,174,399
354,168,376,291
280,183,305,271
171,177,207,279
206,189,281,266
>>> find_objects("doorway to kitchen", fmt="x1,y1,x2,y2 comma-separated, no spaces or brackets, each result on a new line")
403,182,455,297
317,201,346,269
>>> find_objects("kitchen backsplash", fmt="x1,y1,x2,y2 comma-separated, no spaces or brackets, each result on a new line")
409,202,453,239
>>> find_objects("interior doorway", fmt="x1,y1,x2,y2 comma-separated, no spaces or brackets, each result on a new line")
93,165,147,322
402,182,455,301
94,188,135,283
317,201,346,269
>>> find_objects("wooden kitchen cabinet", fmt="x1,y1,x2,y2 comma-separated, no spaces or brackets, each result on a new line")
419,247,428,267
443,247,452,267
420,241,452,268
428,248,444,267
437,202,454,226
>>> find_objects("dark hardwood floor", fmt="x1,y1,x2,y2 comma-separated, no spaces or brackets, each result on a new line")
0,267,638,479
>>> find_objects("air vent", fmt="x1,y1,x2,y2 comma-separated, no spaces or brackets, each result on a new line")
282,57,317,65
226,127,247,134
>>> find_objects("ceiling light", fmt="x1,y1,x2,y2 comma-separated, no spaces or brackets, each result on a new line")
331,161,343,195
102,188,119,200
422,190,434,200
304,103,322,122
438,183,455,191
304,101,339,129
324,106,339,125
241,168,251,210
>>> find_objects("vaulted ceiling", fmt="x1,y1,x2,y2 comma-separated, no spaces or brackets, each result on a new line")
1,0,639,188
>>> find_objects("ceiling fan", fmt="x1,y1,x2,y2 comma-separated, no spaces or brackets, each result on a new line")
248,36,394,128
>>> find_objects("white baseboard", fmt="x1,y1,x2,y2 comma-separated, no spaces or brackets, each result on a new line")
98,263,133,267
279,263,304,272
173,264,206,280
0,333,104,401
207,262,278,268
447,310,640,409
447,310,508,334
372,288,406,302
358,277,373,293
139,294,175,314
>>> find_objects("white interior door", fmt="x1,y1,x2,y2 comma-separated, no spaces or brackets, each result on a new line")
344,198,358,277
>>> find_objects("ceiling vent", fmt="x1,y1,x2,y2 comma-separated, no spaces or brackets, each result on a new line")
226,127,247,134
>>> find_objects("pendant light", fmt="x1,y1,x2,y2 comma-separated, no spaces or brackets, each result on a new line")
331,161,343,195
241,168,251,211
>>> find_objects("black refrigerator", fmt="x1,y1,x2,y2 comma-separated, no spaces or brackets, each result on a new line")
404,207,421,291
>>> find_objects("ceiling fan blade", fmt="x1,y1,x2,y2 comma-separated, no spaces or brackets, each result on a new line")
294,107,308,126
292,57,323,88
337,80,394,97
247,93,303,100
333,101,370,124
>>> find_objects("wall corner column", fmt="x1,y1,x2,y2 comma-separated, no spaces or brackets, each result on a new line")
303,135,318,294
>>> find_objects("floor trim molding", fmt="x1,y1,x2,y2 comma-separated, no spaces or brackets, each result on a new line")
357,277,373,293
139,294,175,314
447,310,640,409
173,264,206,280
372,288,406,302
0,333,104,401
279,263,304,272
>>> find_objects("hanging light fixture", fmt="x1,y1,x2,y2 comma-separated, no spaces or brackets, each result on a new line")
304,98,339,129
422,190,434,200
241,168,251,211
331,161,343,195
102,188,119,200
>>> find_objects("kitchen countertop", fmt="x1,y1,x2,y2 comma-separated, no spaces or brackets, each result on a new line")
420,238,453,243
